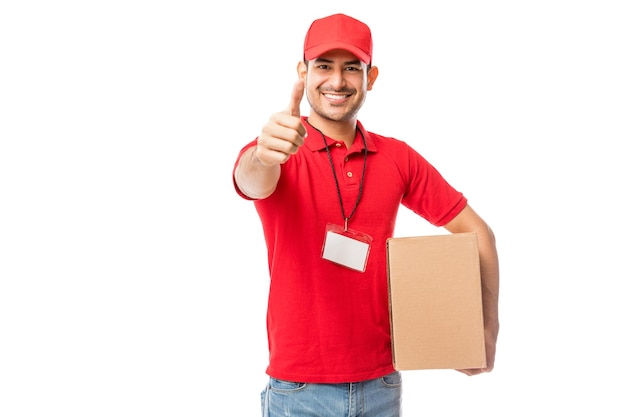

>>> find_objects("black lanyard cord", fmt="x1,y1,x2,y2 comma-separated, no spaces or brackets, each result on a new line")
307,121,368,230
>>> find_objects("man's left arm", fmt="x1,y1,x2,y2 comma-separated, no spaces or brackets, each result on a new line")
444,204,500,376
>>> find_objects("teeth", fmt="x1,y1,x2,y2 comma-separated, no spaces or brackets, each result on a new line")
325,94,347,99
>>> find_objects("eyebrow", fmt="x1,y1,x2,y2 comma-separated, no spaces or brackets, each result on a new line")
315,57,362,66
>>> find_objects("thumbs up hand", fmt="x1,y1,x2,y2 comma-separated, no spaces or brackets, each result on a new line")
255,79,307,166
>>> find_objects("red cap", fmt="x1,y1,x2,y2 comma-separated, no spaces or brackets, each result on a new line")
303,14,373,65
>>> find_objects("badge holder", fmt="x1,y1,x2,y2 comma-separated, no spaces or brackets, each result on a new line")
321,223,372,272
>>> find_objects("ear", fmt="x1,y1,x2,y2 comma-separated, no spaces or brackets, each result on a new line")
366,66,379,91
297,61,308,80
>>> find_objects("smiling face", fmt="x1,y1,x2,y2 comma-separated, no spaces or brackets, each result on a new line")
298,49,378,130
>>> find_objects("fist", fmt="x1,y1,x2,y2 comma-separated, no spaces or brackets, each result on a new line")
255,79,307,166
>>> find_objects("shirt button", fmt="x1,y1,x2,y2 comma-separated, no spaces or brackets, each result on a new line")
347,172,353,178
344,157,349,162
335,143,342,147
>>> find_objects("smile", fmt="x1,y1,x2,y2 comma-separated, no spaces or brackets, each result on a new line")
323,93,350,100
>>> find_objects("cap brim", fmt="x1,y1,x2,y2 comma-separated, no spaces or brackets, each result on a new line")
304,41,371,65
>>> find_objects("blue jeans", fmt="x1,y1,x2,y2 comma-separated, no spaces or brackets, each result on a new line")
260,371,402,417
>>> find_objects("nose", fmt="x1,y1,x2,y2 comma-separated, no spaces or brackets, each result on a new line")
327,68,347,90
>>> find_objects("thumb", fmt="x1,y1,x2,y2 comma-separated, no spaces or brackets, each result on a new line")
288,79,305,117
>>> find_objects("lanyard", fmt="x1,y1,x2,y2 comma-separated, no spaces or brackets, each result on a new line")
307,121,368,231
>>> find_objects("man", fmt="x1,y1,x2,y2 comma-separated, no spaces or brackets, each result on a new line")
233,13,499,417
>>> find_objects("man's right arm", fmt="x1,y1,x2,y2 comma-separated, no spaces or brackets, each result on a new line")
234,146,282,199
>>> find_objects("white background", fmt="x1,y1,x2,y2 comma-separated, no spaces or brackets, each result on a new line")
1,1,625,416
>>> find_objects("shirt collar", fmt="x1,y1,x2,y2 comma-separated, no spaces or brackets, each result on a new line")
302,118,378,153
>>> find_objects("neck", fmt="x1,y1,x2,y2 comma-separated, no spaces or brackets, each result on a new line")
306,114,358,148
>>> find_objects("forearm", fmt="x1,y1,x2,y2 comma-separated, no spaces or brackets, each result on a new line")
475,224,499,374
478,226,499,342
234,146,281,199
444,205,500,373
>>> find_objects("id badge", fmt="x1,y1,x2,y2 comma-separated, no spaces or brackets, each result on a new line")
321,224,372,272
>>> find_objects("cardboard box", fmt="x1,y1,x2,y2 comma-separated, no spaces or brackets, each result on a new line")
386,232,486,370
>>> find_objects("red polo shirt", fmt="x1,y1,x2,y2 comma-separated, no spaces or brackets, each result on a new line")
233,118,467,383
